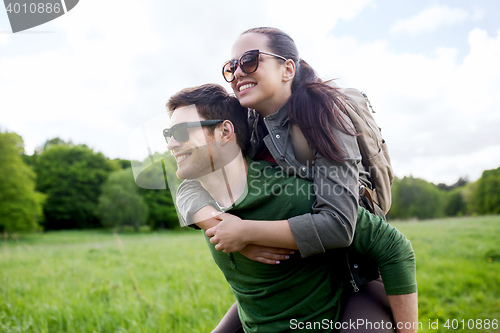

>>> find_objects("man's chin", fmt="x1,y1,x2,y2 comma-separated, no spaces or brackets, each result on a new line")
175,169,195,180
175,170,186,180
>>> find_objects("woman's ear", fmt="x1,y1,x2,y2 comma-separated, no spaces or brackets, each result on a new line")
282,59,296,83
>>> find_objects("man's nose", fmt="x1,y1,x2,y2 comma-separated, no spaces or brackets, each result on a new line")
166,136,180,150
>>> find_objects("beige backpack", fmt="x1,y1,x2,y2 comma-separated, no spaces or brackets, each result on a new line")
337,86,394,215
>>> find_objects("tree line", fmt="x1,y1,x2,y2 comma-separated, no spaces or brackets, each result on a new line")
1,131,179,235
388,169,500,220
1,130,499,235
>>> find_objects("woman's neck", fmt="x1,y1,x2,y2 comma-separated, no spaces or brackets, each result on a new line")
257,87,292,117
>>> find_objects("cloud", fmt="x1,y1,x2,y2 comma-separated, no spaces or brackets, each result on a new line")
1,0,498,184
0,33,8,45
391,6,469,36
297,25,500,184
264,0,372,39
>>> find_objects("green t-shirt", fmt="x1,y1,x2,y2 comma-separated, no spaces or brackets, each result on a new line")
205,159,344,332
205,159,416,332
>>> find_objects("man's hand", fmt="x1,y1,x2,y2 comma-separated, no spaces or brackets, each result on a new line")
239,244,294,264
206,212,247,253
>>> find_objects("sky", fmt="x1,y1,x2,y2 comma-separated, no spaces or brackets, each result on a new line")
1,0,499,185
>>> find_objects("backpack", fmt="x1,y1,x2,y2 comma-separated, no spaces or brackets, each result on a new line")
330,84,396,292
333,84,394,215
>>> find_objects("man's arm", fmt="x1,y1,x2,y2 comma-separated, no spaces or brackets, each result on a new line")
192,206,220,230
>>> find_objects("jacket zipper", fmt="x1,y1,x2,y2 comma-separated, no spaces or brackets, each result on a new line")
263,117,297,169
345,252,360,293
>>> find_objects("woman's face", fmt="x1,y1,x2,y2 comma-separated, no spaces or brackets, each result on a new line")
229,33,291,116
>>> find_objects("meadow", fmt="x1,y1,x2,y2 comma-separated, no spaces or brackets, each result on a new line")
1,215,499,333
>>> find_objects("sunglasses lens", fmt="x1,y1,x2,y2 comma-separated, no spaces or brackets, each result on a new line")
240,52,258,74
173,127,189,142
222,61,236,82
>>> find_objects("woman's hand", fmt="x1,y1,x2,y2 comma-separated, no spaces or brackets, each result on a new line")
206,212,248,253
239,244,294,265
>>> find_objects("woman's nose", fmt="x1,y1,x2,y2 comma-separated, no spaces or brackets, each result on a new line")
233,64,246,79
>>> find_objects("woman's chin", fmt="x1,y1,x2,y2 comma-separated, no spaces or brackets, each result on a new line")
237,95,257,109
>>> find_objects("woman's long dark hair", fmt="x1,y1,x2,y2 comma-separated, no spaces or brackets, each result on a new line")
241,27,355,162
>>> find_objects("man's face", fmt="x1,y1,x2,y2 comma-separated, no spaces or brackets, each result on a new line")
166,105,217,180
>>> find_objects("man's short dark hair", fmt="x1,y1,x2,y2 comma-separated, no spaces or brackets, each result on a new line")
166,84,250,155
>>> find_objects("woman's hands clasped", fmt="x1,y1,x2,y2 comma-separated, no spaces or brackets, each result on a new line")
206,212,294,265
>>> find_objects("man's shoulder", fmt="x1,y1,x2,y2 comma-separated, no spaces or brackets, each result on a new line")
246,157,278,174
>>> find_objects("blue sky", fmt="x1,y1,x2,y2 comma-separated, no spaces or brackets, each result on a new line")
337,1,498,60
1,0,499,185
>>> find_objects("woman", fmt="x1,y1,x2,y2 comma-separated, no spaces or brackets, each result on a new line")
177,27,417,332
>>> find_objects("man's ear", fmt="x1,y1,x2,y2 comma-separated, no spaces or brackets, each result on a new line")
282,59,296,83
219,120,235,142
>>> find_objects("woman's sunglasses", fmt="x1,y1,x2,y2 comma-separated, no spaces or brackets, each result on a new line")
163,120,224,143
222,49,287,83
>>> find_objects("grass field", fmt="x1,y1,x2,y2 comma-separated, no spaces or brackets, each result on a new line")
1,215,499,332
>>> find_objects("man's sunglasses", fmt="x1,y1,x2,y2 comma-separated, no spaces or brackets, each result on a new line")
163,120,224,143
222,49,287,83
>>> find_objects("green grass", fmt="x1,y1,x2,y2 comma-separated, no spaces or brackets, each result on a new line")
391,215,500,332
1,216,499,332
0,229,234,332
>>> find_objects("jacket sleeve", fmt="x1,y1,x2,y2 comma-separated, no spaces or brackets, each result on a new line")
176,179,214,227
288,130,360,257
350,207,417,295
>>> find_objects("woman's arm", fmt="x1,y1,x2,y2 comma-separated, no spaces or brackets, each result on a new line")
207,213,298,252
206,148,360,256
263,120,361,257
351,207,418,333
181,192,294,264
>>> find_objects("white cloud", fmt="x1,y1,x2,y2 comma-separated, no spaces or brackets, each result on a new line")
0,33,8,45
296,26,500,183
391,6,469,36
265,0,372,40
1,0,499,184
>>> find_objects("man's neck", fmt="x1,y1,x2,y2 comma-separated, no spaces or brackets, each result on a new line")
197,152,248,208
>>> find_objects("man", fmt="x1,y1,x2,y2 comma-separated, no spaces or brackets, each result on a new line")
165,84,417,333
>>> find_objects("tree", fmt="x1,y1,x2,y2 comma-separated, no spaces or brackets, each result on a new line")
388,176,445,220
0,131,45,234
444,190,466,216
113,158,132,170
436,177,469,192
134,153,181,230
42,137,74,151
461,181,479,215
474,167,500,215
34,144,118,229
96,168,148,231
